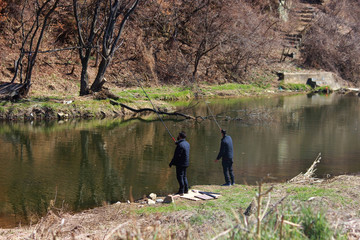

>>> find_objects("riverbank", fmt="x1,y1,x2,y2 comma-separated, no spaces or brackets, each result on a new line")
0,83,304,121
1,80,357,122
1,173,359,239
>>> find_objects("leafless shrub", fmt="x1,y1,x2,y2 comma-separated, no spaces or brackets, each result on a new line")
216,1,282,83
244,0,280,15
135,0,282,85
300,0,360,85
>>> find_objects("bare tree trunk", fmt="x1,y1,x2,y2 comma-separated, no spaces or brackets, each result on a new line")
90,0,140,93
80,60,90,96
192,50,201,83
26,0,60,87
10,0,60,99
91,58,110,92
73,0,101,96
74,0,139,95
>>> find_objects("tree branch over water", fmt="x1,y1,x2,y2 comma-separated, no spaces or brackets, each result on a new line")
110,100,205,121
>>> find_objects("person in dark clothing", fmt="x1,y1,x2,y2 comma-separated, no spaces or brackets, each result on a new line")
215,129,234,186
169,131,190,195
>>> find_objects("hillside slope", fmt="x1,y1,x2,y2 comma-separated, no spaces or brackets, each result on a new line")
0,0,359,99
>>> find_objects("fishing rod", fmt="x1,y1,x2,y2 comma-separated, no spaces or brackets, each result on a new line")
191,81,222,131
205,101,222,131
136,78,176,142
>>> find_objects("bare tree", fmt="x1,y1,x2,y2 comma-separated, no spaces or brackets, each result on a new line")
73,0,101,95
214,1,281,82
136,0,281,86
11,0,60,98
73,0,140,96
142,0,232,84
186,0,231,84
300,0,360,84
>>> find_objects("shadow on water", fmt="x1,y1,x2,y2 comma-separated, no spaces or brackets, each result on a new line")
0,94,359,227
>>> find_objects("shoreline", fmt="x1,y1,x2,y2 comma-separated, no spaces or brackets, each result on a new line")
1,173,359,239
1,82,357,122
0,84,304,122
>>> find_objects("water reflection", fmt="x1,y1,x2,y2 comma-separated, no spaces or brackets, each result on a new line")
0,94,359,227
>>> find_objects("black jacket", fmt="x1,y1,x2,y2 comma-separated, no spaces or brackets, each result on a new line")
216,135,233,161
170,139,190,167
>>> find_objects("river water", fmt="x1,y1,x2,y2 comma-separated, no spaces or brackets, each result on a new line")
0,94,359,227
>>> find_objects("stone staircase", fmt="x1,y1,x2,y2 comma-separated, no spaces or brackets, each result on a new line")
280,3,318,61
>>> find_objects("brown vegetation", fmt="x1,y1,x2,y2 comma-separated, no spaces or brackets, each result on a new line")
0,0,359,100
135,0,282,85
300,0,360,84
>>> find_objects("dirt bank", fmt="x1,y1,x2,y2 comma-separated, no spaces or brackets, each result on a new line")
1,174,359,239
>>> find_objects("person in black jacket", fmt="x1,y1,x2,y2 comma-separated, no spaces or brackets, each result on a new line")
169,131,190,195
215,129,234,186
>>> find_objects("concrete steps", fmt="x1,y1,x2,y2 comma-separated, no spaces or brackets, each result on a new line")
282,4,317,46
280,3,319,61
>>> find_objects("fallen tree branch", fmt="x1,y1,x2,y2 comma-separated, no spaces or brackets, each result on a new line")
303,152,321,178
0,82,29,100
120,102,194,119
110,100,206,120
288,153,322,183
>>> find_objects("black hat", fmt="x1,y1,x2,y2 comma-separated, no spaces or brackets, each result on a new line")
179,131,186,139
221,129,226,135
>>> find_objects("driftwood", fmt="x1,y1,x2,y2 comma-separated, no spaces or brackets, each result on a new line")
288,153,322,183
110,99,205,120
0,82,29,100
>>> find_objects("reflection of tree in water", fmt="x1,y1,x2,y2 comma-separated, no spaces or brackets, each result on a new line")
3,127,48,225
75,130,96,210
92,132,123,203
75,130,123,210
2,125,124,225
8,180,49,225
2,127,34,163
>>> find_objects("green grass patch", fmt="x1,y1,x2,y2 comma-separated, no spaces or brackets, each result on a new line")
135,185,256,216
30,96,64,102
40,102,61,109
115,83,271,102
279,82,311,91
313,85,332,94
116,86,193,101
300,207,335,240
286,186,351,205
207,83,264,91
189,214,205,225
135,203,194,215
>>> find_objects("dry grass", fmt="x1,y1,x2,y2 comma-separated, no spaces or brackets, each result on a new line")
1,172,360,239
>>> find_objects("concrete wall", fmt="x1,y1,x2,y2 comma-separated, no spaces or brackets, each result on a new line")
282,71,346,90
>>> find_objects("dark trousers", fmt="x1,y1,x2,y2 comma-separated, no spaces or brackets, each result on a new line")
176,166,188,193
222,159,234,184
